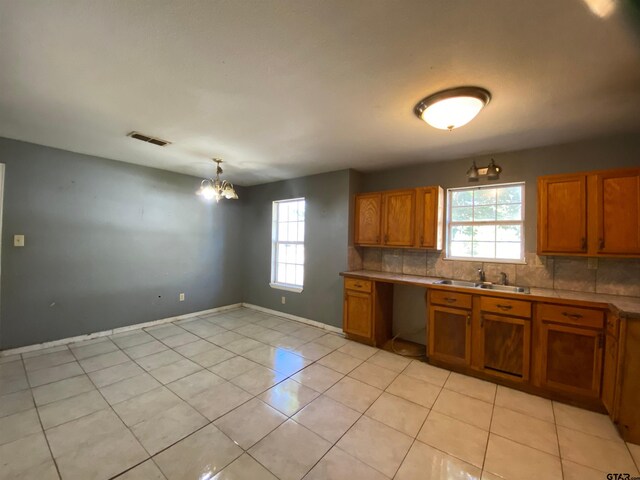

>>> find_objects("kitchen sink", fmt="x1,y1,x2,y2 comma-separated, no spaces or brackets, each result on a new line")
478,284,530,294
434,279,479,288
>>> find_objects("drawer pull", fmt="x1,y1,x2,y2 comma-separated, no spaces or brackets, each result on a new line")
599,238,605,250
466,314,471,326
444,297,457,304
581,237,587,250
562,312,583,320
354,283,362,288
496,304,513,311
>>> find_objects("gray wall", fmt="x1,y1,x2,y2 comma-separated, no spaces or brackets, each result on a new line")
0,138,244,349
241,170,352,329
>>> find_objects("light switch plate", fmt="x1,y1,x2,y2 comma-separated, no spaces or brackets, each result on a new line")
13,235,25,247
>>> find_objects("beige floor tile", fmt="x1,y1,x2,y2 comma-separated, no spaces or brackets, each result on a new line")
325,376,382,413
27,361,84,387
212,453,278,480
188,346,236,368
293,395,361,443
187,381,252,420
206,331,245,346
0,408,41,446
259,378,319,416
174,338,222,357
242,345,310,376
629,442,640,470
270,319,305,334
290,325,327,342
167,369,226,400
70,339,118,360
445,372,497,403
348,361,398,389
554,401,621,442
79,349,130,373
110,331,155,349
209,356,261,380
402,359,450,387
135,350,183,371
270,335,309,349
22,345,68,359
230,365,287,395
366,349,412,373
214,398,286,449
0,432,58,480
484,433,563,480
130,402,208,454
0,375,29,396
115,459,166,479
149,358,202,384
0,390,34,418
31,374,95,406
225,337,265,354
88,360,144,388
418,410,488,468
38,389,108,429
287,342,334,361
395,440,481,480
495,385,554,423
145,324,185,340
432,389,493,430
562,459,609,480
291,363,343,392
154,424,243,479
124,340,168,359
112,387,182,426
317,351,363,374
304,446,388,480
179,320,226,338
491,405,559,455
386,373,441,408
314,333,349,350
100,372,162,405
366,392,428,437
337,415,413,478
338,342,378,360
557,425,638,473
160,331,200,348
23,350,76,372
481,472,503,480
250,419,332,480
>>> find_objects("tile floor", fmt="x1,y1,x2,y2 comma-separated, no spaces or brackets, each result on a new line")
0,307,639,480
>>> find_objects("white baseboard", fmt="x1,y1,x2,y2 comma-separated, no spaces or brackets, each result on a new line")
242,303,343,334
0,303,243,357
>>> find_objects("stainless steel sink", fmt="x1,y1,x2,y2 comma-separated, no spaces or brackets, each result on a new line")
434,279,479,288
478,284,530,294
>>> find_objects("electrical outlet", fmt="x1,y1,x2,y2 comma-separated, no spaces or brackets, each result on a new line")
14,235,25,247
281,296,286,304
179,293,185,302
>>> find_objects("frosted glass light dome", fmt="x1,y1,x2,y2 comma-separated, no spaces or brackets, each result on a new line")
415,87,491,131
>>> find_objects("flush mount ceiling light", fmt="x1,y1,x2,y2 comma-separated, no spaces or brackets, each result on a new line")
196,159,239,202
467,159,502,182
414,86,491,131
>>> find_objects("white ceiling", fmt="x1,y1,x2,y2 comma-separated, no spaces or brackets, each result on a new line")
1,1,640,185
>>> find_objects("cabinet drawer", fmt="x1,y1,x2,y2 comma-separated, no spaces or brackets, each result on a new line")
480,296,532,318
344,278,372,293
537,303,604,329
430,290,472,309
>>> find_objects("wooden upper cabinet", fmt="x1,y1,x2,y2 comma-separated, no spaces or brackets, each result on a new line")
416,186,444,249
382,189,416,247
354,193,382,245
595,170,640,255
537,174,587,254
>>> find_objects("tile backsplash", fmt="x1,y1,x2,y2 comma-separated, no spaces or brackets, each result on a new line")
360,248,640,297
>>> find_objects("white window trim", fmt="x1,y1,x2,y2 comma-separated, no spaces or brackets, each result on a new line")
270,197,305,292
446,182,526,264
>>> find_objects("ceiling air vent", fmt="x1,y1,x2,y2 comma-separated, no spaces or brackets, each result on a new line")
128,131,171,147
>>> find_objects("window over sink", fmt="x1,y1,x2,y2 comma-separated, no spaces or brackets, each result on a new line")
270,198,305,292
446,183,525,262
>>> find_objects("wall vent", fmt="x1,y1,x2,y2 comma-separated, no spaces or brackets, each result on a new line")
128,131,171,147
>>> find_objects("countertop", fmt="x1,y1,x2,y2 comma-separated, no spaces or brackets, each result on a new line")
340,270,640,319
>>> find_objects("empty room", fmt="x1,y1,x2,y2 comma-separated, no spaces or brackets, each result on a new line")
1,1,640,479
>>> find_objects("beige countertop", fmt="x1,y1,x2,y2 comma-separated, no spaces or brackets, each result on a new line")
341,270,640,319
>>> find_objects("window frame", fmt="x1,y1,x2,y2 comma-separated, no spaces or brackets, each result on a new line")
446,182,526,264
269,197,306,293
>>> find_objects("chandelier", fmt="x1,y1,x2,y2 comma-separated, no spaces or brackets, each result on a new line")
197,159,238,202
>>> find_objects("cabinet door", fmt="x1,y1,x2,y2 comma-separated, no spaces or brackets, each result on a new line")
428,305,471,366
596,169,640,255
382,190,415,247
538,322,603,398
416,186,443,249
354,193,382,245
479,313,531,381
602,333,618,415
343,290,373,340
538,175,587,254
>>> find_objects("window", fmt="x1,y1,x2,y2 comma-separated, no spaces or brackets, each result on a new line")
447,183,525,262
270,198,305,292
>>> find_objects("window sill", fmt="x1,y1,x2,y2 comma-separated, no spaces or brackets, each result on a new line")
269,283,304,293
445,257,526,265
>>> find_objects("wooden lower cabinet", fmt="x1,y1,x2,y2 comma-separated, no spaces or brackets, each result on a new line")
476,313,531,381
344,290,373,339
428,305,471,366
342,279,392,347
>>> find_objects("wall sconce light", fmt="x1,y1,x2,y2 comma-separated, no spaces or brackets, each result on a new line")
467,159,502,182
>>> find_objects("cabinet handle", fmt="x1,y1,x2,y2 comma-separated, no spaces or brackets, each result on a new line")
581,237,587,250
562,312,583,320
496,304,513,311
354,283,362,288
599,238,605,250
376,235,380,243
384,234,389,243
444,297,457,304
466,314,471,326
420,235,424,245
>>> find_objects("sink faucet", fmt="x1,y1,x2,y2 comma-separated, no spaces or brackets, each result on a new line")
499,272,509,285
477,268,485,283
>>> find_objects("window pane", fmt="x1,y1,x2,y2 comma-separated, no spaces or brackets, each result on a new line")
278,223,288,242
295,265,304,286
286,264,296,284
451,225,472,241
277,264,287,283
450,241,472,257
279,203,289,222
496,242,521,259
474,205,496,221
497,204,522,221
451,207,473,222
497,186,522,204
451,190,473,207
473,241,495,259
288,223,298,242
497,225,522,242
474,225,495,242
474,189,496,205
298,222,305,242
296,245,304,264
